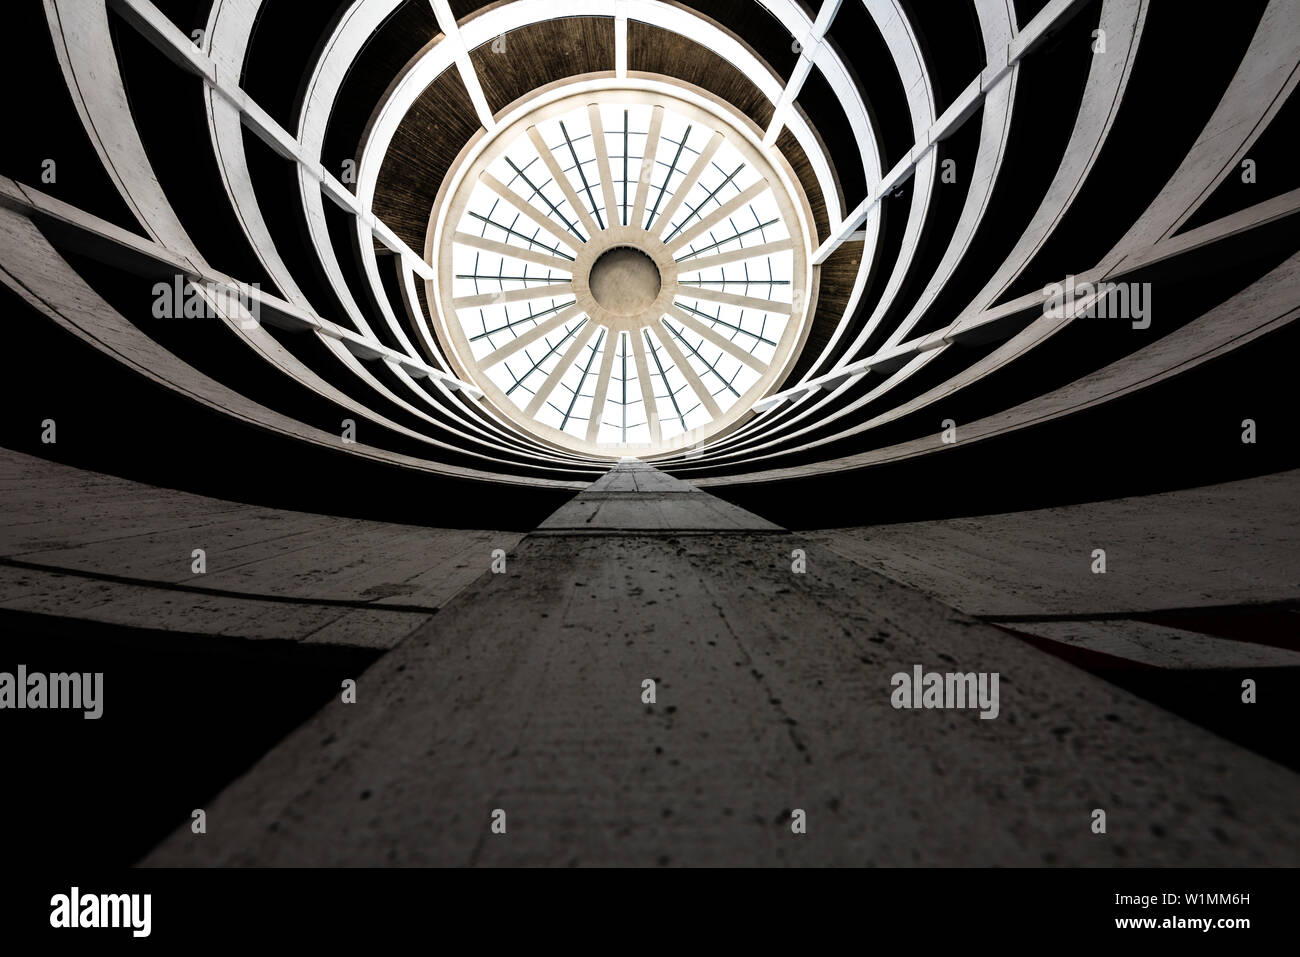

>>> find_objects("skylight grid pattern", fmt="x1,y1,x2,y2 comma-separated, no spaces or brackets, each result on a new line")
596,103,653,229
436,89,812,456
450,247,571,299
465,297,578,359
490,148,588,244
463,186,578,259
491,315,590,404
538,326,607,436
661,317,761,408
536,115,608,229
641,121,709,231
678,255,794,300
642,326,707,438
672,300,786,366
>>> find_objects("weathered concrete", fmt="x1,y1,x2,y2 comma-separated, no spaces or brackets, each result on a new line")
0,565,429,648
143,464,1300,866
816,470,1300,668
0,448,520,647
537,459,781,533
1000,618,1300,669
816,470,1299,617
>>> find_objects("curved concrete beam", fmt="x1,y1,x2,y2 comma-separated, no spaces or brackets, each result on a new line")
1099,0,1300,271
694,245,1300,483
0,204,592,488
33,4,596,472
44,0,194,252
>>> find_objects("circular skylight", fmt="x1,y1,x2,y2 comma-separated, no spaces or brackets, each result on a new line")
427,84,816,458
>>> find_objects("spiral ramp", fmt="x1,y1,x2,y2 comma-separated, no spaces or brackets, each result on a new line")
0,0,1297,867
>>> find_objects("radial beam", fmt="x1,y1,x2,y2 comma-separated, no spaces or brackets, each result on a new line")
632,330,662,446
676,239,794,272
454,283,573,309
452,231,574,271
479,303,585,366
650,131,722,234
481,172,576,247
664,180,767,253
666,305,770,371
679,287,793,314
525,126,600,237
631,105,665,228
585,327,619,443
588,105,620,230
524,321,600,417
653,324,722,419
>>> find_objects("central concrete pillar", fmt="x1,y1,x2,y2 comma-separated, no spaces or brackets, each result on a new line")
143,461,1300,866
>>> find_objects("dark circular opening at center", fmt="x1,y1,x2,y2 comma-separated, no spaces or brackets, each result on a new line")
589,246,662,315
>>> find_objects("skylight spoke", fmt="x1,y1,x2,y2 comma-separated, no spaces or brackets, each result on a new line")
525,127,598,238
632,106,664,228
662,162,745,243
653,322,721,419
632,330,662,445
665,181,768,252
525,320,598,416
454,282,573,309
662,319,742,398
588,105,619,231
503,156,587,244
453,230,574,269
666,305,770,371
557,327,606,431
469,300,573,342
682,286,793,313
558,120,605,232
672,301,778,347
480,172,578,248
645,125,691,230
480,303,584,366
586,330,618,443
465,210,573,258
652,131,722,235
504,316,588,397
676,239,793,271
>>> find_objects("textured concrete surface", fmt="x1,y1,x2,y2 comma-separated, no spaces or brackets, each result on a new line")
143,464,1300,866
589,248,662,313
1004,618,1300,669
816,470,1300,668
0,448,520,647
538,459,782,534
816,470,1300,617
